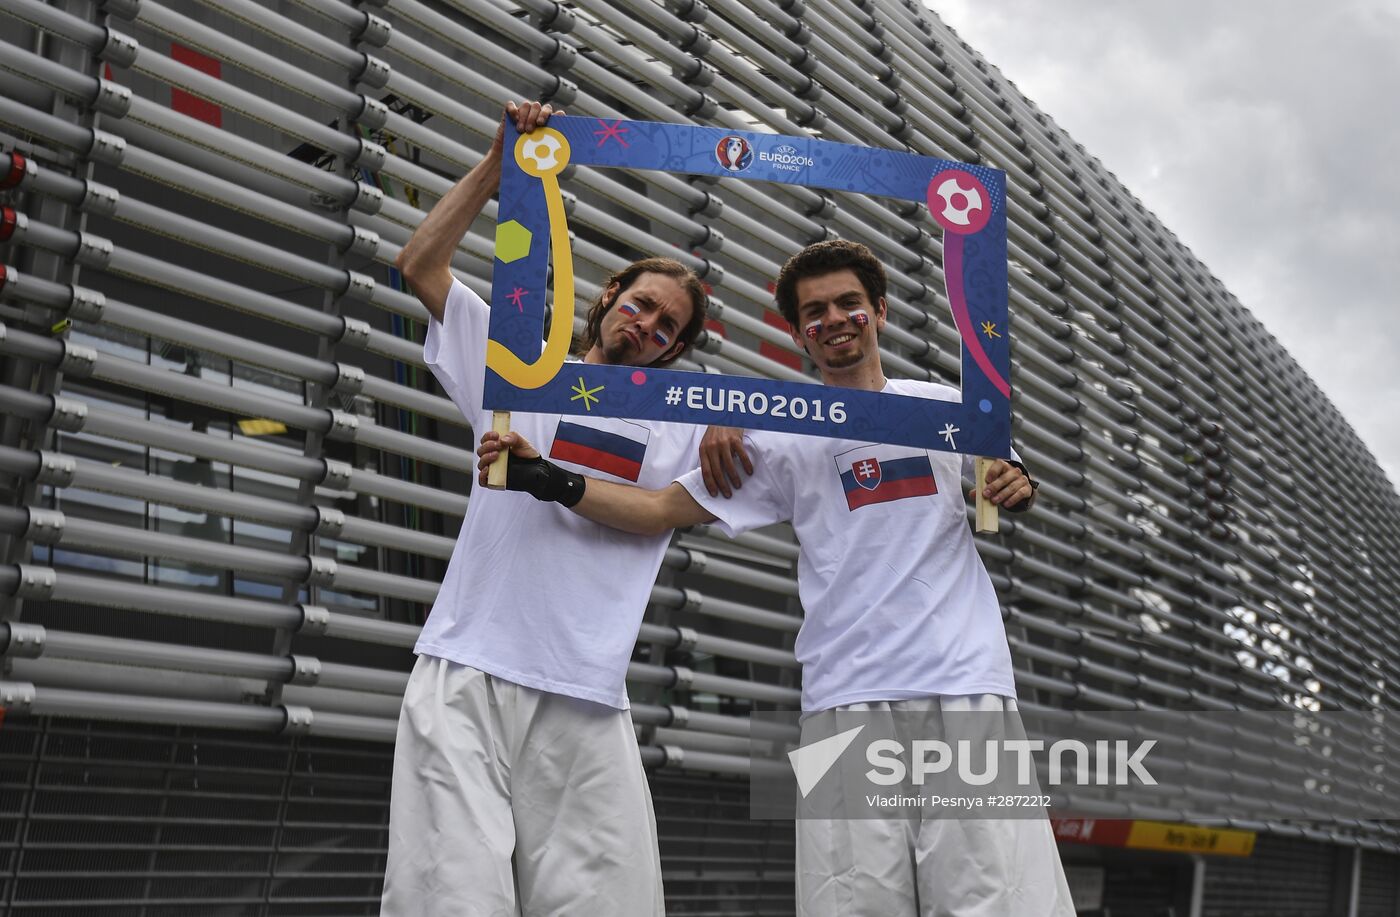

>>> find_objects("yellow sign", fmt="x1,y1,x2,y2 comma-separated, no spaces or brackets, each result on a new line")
237,418,287,436
1126,821,1256,857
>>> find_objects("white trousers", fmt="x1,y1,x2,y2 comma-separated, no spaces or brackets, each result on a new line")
381,656,664,917
796,695,1075,917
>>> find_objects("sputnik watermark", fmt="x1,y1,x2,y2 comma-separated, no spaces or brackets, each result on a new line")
864,739,1158,789
752,708,1182,820
753,709,1400,822
790,735,1156,799
788,724,866,797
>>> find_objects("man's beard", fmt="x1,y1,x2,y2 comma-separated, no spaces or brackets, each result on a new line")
602,335,633,364
822,345,864,370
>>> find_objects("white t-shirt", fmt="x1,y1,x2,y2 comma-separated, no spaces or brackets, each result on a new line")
677,378,1018,712
416,279,702,709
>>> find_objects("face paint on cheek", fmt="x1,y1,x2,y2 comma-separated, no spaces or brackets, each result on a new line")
651,330,670,348
618,302,640,318
851,311,870,329
804,320,822,341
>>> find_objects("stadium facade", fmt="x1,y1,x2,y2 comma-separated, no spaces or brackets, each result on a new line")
1,0,1398,913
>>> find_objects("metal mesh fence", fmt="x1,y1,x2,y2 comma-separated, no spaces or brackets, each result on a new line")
2,0,1399,910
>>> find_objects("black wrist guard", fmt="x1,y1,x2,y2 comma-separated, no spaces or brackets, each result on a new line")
1004,460,1038,514
505,455,586,508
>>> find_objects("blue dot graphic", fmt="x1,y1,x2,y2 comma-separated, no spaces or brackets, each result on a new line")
979,399,993,413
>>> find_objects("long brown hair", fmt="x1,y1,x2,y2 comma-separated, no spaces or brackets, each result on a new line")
575,257,709,366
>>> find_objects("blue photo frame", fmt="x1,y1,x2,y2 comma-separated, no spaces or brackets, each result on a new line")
484,116,1010,457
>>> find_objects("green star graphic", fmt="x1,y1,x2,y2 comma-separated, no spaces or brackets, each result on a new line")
570,377,605,411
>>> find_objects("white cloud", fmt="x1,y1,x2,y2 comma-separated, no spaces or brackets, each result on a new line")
931,0,1400,487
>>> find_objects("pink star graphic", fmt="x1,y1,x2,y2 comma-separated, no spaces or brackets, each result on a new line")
507,286,528,311
594,119,630,148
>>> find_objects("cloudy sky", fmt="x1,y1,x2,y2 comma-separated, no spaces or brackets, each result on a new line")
932,1,1400,488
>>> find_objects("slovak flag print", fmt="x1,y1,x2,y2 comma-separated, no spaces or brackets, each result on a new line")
835,444,938,511
550,416,650,482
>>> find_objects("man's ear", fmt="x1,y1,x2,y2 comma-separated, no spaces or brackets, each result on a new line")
875,297,888,331
660,340,686,364
789,323,810,355
602,280,621,307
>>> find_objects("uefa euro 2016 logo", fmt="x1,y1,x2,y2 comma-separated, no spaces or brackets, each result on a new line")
715,135,753,172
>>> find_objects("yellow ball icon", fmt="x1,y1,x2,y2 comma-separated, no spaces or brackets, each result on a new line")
514,127,571,177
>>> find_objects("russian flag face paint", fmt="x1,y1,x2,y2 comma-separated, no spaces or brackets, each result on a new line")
804,319,823,341
651,330,670,348
618,301,640,318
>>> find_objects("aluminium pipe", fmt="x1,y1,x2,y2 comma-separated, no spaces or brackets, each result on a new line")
626,660,800,706
104,297,334,389
197,0,374,73
382,0,549,91
3,565,420,648
0,321,470,473
0,560,801,690
664,547,798,598
0,674,398,743
1,0,372,175
649,728,751,757
0,622,408,695
2,680,286,731
7,502,440,604
0,445,458,561
649,585,803,635
630,702,797,743
121,96,370,205
12,172,426,331
0,33,103,106
0,93,94,157
635,622,797,670
9,386,466,516
0,0,106,47
130,49,361,165
110,119,368,228
373,12,711,218
4,211,406,354
285,0,389,42
135,2,367,115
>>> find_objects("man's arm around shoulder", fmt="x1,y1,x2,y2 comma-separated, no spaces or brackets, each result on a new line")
477,431,714,536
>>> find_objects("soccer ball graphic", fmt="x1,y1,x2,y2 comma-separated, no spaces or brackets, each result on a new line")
926,169,991,235
522,133,564,171
715,135,753,172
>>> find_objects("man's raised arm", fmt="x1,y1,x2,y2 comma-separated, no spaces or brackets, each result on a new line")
477,431,714,536
395,101,560,323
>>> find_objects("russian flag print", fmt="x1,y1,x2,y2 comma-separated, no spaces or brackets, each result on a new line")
549,416,650,482
835,444,938,511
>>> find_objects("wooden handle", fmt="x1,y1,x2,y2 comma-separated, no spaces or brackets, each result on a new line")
975,457,999,534
486,411,511,491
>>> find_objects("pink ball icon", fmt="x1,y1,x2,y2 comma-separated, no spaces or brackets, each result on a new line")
631,370,647,385
927,169,992,235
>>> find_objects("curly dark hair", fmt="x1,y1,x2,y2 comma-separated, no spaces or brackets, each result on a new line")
774,239,887,327
575,257,709,367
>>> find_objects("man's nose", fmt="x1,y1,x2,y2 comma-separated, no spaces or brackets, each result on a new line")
821,306,852,327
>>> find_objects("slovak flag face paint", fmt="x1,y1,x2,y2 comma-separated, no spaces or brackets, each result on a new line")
805,310,869,342
619,301,640,318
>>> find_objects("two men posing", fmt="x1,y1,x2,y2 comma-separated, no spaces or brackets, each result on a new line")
384,101,1071,916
